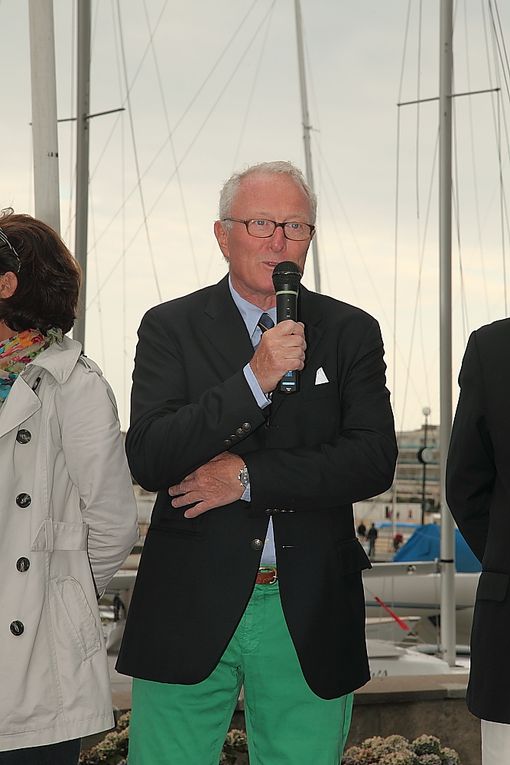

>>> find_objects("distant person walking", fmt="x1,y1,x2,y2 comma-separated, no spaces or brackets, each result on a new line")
356,521,367,540
367,523,378,559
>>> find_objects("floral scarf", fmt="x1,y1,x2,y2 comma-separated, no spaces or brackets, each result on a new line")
0,328,62,407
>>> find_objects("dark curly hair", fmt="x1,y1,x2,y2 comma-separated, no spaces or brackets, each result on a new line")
0,210,81,334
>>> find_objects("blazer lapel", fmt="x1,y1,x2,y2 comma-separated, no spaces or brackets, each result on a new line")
299,285,323,361
201,276,255,373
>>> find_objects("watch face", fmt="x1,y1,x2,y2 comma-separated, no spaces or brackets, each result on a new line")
239,466,249,487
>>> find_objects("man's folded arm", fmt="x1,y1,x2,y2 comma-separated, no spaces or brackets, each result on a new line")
126,308,266,491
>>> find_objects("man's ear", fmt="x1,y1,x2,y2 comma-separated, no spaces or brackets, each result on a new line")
0,271,18,299
213,220,229,262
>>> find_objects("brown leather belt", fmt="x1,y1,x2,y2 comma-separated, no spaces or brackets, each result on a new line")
255,567,277,585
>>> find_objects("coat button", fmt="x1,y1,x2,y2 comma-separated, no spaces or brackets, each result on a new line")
16,429,32,444
236,428,244,437
10,621,24,636
16,493,31,508
224,439,232,448
250,538,263,551
242,422,251,432
16,557,30,572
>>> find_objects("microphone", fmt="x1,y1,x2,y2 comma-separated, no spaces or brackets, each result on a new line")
272,261,302,394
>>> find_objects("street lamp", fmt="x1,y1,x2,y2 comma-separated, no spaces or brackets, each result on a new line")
417,406,432,525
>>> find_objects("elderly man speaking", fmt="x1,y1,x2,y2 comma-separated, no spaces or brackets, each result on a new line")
117,161,397,765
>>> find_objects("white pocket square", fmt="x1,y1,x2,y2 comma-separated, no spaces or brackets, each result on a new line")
315,367,329,385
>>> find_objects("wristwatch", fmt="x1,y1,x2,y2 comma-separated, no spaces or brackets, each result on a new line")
238,463,249,490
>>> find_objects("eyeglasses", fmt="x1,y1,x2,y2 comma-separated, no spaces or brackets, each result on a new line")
0,227,21,273
223,218,315,241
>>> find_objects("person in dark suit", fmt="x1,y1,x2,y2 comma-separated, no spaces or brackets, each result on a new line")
447,320,510,765
117,161,397,765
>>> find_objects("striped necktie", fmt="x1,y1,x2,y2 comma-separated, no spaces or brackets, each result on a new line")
257,313,274,334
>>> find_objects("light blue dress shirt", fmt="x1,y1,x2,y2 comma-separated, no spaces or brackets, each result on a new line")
228,278,277,565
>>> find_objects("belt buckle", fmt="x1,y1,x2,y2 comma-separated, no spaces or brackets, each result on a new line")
257,566,277,585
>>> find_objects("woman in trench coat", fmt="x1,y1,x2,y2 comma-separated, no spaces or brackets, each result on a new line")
0,211,139,764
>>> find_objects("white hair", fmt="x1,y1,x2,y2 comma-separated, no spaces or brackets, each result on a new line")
218,161,317,228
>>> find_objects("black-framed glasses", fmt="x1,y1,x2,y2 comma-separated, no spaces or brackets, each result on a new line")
223,217,315,241
0,227,21,273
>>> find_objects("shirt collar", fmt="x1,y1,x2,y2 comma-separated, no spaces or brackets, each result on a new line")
228,276,276,339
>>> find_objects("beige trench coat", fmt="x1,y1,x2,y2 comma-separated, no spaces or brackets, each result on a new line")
0,337,138,751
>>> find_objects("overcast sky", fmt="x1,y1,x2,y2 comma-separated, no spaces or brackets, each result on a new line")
1,0,509,433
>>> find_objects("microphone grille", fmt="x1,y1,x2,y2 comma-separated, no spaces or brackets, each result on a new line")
272,261,302,289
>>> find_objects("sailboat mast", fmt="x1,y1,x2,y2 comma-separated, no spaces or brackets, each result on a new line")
294,0,321,293
73,0,92,350
28,0,60,233
438,0,456,666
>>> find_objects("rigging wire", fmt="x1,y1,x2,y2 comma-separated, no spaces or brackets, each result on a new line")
141,0,201,287
86,0,169,185
448,12,470,342
87,0,262,240
110,0,129,422
451,118,470,341
63,1,76,245
312,143,390,320
115,0,162,301
393,106,402,424
308,148,360,303
497,94,508,314
487,1,510,314
393,0,413,430
489,0,510,104
393,0,436,429
415,0,423,219
398,130,439,431
461,0,490,323
412,0,433,418
313,138,426,409
230,4,274,171
202,2,276,283
87,1,276,308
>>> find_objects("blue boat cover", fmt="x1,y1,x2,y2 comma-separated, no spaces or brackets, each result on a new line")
393,523,481,572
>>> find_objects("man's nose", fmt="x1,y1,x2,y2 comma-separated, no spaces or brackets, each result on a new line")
270,224,286,250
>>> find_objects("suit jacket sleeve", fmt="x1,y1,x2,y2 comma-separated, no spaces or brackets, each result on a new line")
125,306,266,491
244,316,397,509
446,330,495,562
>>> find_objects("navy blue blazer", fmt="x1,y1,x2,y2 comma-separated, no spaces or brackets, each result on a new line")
447,318,510,723
116,276,397,699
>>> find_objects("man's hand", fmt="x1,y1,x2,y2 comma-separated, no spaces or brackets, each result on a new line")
250,320,306,393
168,452,246,518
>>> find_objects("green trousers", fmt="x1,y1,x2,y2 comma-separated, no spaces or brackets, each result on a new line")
128,582,353,765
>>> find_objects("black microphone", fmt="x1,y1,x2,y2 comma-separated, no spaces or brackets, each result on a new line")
272,261,302,394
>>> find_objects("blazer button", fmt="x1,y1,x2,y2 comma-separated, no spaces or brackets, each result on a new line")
236,428,245,437
242,422,251,432
16,493,31,509
16,429,32,444
10,621,24,636
229,434,237,442
16,557,30,572
250,538,263,551
224,439,232,448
